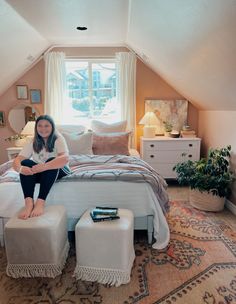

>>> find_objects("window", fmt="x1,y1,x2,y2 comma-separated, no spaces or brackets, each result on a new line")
64,59,120,126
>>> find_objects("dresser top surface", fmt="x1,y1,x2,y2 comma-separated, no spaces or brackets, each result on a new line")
141,136,201,142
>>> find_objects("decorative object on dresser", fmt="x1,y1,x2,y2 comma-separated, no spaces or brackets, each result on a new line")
140,136,201,179
5,121,35,148
174,145,234,211
5,134,27,147
139,111,159,138
145,99,188,135
180,125,196,138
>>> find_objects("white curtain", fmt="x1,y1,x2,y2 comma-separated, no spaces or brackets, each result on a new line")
44,52,66,124
116,52,137,148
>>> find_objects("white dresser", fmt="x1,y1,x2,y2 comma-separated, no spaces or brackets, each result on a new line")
140,137,201,179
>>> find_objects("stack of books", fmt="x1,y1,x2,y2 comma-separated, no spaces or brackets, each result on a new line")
180,130,196,138
90,207,120,222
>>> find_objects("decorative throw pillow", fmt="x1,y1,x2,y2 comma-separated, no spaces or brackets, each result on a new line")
91,120,127,133
92,132,130,155
62,132,93,155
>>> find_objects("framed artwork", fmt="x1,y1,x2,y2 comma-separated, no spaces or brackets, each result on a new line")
16,85,28,100
30,89,41,104
145,99,188,134
0,110,5,127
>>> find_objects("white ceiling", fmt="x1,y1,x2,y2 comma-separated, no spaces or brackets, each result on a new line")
1,0,236,110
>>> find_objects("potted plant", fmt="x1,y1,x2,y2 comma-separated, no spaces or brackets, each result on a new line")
163,121,173,137
5,134,27,147
173,145,234,211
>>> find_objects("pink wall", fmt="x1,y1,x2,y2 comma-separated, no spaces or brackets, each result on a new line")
0,46,199,164
0,60,44,163
199,111,236,206
136,59,199,149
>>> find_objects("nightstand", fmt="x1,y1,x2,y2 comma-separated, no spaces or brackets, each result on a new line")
140,136,201,179
6,147,23,160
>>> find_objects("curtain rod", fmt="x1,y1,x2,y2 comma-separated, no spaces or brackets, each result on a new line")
65,55,116,59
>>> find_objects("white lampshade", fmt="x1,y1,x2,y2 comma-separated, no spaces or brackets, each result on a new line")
21,121,35,136
139,112,159,126
139,112,159,138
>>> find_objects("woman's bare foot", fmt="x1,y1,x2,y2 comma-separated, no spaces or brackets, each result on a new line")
30,199,45,217
18,198,34,220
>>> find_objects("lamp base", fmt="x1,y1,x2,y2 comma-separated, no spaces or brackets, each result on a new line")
143,126,156,138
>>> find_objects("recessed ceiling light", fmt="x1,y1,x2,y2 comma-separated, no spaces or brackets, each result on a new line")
76,26,87,31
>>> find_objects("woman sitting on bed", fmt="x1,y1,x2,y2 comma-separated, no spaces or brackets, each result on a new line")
13,115,70,220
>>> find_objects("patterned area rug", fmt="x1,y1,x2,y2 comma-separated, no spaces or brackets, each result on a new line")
0,201,235,304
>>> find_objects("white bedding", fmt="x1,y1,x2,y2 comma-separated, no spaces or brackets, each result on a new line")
0,180,169,249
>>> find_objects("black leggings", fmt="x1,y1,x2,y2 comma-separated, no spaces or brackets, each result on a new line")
20,158,70,200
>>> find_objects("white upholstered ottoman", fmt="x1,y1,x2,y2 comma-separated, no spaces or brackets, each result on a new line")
4,205,69,278
74,209,135,287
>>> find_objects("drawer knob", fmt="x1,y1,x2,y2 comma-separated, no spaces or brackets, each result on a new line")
150,155,154,158
150,144,154,148
188,154,192,158
189,144,193,147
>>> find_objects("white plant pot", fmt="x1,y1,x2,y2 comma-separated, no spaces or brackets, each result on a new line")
189,189,225,212
14,138,26,147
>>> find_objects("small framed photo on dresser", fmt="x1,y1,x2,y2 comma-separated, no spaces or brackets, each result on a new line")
16,85,28,100
30,89,41,104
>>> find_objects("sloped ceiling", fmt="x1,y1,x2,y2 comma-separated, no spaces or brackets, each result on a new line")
1,0,236,110
127,0,236,110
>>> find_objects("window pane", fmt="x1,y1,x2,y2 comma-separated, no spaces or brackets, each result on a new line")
91,63,117,120
65,60,120,125
65,61,89,124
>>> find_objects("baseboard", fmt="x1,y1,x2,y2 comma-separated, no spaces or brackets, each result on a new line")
225,199,236,215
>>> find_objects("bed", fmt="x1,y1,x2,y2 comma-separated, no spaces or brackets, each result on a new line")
0,154,170,250
0,123,170,250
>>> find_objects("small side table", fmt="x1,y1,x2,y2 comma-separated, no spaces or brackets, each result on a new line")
6,147,23,160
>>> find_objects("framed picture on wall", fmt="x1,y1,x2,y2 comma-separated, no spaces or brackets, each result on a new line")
145,99,188,135
16,85,28,100
30,89,41,104
0,110,6,127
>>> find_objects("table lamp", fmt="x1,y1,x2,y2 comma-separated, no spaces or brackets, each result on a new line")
21,121,35,142
139,112,159,138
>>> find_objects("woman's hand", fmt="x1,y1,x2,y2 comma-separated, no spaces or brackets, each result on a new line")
20,166,34,176
32,163,48,174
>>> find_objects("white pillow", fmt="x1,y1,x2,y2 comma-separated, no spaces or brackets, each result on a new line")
56,124,86,135
91,120,127,133
62,132,93,155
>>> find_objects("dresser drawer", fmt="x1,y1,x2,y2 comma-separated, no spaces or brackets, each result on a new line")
144,140,200,151
143,149,199,163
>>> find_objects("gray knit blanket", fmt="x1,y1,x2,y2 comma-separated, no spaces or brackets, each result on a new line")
0,155,169,214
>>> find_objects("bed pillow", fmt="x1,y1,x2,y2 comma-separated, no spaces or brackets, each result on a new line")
91,120,127,133
92,132,130,155
56,124,86,135
62,132,93,155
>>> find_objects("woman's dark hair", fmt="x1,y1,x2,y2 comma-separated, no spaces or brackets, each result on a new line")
33,115,57,153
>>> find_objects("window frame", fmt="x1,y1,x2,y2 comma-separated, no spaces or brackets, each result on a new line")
65,58,119,124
